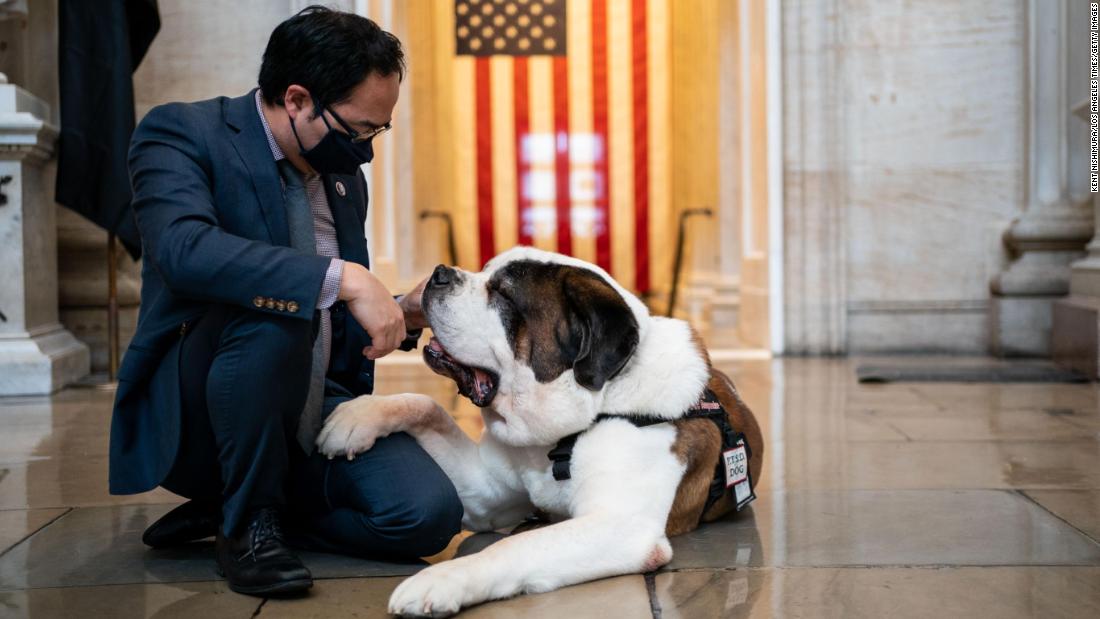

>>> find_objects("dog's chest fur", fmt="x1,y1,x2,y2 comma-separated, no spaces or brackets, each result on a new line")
483,419,684,519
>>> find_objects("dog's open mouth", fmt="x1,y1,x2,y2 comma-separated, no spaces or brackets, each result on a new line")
423,337,499,408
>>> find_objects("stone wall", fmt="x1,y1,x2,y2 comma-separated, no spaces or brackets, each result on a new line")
783,0,1028,354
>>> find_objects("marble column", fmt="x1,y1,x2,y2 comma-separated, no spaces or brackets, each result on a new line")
990,0,1093,357
0,78,89,394
710,0,743,332
780,0,848,354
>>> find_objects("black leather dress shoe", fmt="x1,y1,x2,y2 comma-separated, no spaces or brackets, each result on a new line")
216,507,313,596
142,498,221,548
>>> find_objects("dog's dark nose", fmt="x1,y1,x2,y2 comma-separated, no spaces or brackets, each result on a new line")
429,264,456,288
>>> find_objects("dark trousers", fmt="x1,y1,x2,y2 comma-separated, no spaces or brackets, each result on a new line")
161,305,462,559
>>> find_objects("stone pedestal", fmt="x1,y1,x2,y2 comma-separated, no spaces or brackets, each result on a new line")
990,296,1055,358
0,81,89,394
1054,193,1100,377
990,210,1091,356
1053,295,1099,378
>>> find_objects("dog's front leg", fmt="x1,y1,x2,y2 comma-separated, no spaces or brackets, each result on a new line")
316,394,531,531
388,421,685,617
387,511,672,617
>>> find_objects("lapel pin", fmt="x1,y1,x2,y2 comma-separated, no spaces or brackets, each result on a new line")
335,181,347,197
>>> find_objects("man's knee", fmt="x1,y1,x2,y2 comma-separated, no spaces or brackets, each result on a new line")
206,307,313,383
370,478,463,557
199,306,314,426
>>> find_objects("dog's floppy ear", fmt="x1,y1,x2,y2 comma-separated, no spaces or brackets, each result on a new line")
561,269,639,391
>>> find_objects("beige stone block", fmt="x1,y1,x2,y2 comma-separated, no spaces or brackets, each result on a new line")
847,165,1019,303
842,0,1022,51
0,508,67,556
848,309,988,354
1053,296,1100,378
0,582,261,618
133,1,294,119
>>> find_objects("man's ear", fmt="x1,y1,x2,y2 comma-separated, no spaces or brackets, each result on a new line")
283,84,314,118
561,269,639,391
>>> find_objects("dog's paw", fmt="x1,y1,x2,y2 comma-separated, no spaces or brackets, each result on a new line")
388,563,471,618
316,393,437,459
315,395,390,459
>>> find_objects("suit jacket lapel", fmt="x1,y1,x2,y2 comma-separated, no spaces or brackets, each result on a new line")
225,89,290,247
323,172,370,268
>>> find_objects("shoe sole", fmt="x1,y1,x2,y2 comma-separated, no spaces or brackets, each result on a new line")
216,568,313,596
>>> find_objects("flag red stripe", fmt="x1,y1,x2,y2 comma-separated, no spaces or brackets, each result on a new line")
591,0,612,272
514,58,532,247
632,0,650,293
475,57,495,267
552,56,572,256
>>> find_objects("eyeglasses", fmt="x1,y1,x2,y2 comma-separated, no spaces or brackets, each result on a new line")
324,106,391,144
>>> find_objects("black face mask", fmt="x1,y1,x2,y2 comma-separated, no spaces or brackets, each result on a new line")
289,109,374,176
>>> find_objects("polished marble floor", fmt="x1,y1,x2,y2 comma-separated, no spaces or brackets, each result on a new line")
1,355,1098,617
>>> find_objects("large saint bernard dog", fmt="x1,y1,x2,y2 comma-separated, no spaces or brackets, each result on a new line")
317,247,764,617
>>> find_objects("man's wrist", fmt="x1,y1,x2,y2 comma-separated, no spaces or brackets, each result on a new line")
338,262,367,301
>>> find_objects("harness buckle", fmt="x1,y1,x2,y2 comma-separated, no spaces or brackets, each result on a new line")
547,434,579,481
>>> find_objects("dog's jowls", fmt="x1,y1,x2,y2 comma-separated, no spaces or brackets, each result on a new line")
317,247,764,617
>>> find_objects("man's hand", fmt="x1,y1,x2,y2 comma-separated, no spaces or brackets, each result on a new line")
338,262,406,360
398,275,430,331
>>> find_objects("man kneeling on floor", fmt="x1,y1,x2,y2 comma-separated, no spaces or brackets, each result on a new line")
108,6,462,596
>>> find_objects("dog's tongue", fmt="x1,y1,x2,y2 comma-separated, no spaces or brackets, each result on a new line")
472,367,494,400
428,337,496,402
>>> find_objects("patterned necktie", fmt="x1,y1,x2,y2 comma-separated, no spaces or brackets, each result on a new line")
276,160,327,453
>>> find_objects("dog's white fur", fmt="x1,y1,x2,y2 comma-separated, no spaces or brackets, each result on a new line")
317,247,711,617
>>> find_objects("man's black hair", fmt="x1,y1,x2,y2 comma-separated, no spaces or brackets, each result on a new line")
258,5,405,114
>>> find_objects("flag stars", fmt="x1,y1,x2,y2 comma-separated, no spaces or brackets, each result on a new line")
456,0,564,56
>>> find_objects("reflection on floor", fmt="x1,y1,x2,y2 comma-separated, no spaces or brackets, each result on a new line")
0,355,1098,617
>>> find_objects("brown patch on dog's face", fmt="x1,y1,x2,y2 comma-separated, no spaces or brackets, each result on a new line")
488,261,639,390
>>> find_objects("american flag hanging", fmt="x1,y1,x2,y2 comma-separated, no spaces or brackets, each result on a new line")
451,0,665,295
455,0,567,56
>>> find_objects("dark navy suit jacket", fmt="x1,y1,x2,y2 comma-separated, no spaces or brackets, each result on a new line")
109,90,378,495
